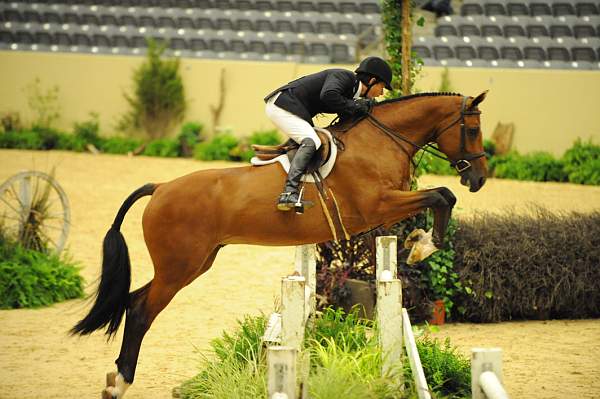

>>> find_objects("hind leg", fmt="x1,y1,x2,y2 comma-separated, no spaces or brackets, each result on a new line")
103,246,221,398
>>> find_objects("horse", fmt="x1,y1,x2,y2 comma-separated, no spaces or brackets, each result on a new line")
71,91,488,398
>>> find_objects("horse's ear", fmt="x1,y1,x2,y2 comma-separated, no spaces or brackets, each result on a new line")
468,90,489,109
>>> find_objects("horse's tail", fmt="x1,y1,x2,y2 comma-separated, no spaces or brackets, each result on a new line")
71,183,157,338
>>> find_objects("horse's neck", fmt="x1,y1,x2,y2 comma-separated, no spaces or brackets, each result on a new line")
336,97,455,187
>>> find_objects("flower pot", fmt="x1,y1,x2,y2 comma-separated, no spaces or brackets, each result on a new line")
429,299,446,325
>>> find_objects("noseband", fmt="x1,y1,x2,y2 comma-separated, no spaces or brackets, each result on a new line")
366,95,486,173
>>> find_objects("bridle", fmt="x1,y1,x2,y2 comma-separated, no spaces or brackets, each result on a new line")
366,96,486,173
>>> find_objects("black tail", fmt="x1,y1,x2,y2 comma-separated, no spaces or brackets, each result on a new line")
71,183,157,338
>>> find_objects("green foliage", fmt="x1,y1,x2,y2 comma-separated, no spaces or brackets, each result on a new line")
73,113,102,148
238,129,282,162
24,77,61,129
142,138,180,157
0,233,84,309
194,132,240,161
415,150,456,177
490,151,567,182
119,39,186,139
417,336,471,398
180,309,470,399
1,111,22,132
310,307,371,352
381,0,422,96
178,121,204,157
0,130,43,149
438,67,454,92
100,136,143,154
562,139,600,185
483,139,496,158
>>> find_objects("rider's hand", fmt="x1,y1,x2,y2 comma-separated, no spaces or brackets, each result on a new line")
354,98,375,115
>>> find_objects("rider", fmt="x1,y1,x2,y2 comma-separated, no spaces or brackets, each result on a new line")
264,56,393,211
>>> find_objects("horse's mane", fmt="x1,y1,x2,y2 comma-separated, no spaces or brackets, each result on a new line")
376,91,464,106
328,92,464,132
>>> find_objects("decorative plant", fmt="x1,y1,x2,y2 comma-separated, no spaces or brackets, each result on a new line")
24,77,61,129
118,39,186,139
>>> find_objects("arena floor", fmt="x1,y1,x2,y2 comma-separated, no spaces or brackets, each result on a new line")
1,149,599,398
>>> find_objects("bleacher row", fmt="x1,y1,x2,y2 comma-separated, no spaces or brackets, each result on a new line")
0,0,381,14
0,2,380,63
417,0,600,69
1,0,600,69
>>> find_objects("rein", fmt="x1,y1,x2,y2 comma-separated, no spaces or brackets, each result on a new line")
366,96,486,173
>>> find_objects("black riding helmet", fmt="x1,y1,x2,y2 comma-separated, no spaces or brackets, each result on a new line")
355,56,393,90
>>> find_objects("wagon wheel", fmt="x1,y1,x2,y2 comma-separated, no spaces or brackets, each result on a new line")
0,171,70,254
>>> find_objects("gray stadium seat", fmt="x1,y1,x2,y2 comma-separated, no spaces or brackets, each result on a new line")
296,20,315,33
550,24,573,38
275,1,294,12
576,3,599,16
298,1,317,12
573,24,596,38
275,19,295,32
459,23,481,36
316,21,335,34
455,43,477,60
435,24,458,37
482,24,503,37
331,43,351,63
571,46,597,62
500,44,523,60
504,24,527,37
461,3,484,16
547,45,570,61
523,44,546,61
317,1,337,13
360,1,380,14
527,24,550,37
484,2,507,16
552,2,575,17
339,1,359,14
507,2,528,16
530,2,552,16
289,41,307,55
24,11,43,24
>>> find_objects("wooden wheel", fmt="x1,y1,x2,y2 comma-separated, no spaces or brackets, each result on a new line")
0,171,70,254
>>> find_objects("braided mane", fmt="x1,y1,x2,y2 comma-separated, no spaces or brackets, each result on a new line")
377,92,464,106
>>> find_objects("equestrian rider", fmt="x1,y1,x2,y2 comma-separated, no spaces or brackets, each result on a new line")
264,56,393,211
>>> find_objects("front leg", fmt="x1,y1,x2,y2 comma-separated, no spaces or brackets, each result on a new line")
377,187,456,261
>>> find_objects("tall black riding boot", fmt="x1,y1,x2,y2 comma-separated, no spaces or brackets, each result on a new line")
277,138,317,211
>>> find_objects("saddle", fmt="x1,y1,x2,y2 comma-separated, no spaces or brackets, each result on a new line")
251,130,331,174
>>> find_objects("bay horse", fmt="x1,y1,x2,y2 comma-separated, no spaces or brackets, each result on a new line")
72,91,488,398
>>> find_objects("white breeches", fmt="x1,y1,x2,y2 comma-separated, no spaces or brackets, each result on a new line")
265,92,322,150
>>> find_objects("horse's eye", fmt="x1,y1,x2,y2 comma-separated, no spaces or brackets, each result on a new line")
468,127,480,137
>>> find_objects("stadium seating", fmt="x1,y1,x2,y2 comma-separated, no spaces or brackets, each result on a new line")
0,0,597,69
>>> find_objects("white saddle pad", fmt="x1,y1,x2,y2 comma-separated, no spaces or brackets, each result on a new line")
250,127,338,183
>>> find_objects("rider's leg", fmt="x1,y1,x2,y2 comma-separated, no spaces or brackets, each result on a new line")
265,94,322,210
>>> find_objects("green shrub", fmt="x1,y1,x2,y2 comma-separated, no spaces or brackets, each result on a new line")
239,129,282,162
142,138,180,157
417,336,470,397
73,113,102,148
180,310,471,399
0,235,84,309
483,138,496,158
194,133,240,161
415,150,456,176
454,208,600,322
562,139,600,185
100,137,143,154
0,130,43,149
31,126,62,150
57,133,87,152
119,39,186,139
490,151,567,182
178,121,204,157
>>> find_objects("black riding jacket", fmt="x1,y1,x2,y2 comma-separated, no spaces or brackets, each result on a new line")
264,69,362,126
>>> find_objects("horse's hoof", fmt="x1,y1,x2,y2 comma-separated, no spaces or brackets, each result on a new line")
106,372,117,387
407,241,439,265
404,228,425,249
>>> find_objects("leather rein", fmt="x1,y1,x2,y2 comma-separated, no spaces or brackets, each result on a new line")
366,96,486,173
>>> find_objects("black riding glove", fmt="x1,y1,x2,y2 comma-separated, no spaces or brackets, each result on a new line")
353,98,375,115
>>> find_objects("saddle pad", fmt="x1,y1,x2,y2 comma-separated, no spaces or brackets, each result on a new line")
250,127,338,183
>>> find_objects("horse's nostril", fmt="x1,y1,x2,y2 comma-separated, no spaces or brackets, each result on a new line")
479,176,486,187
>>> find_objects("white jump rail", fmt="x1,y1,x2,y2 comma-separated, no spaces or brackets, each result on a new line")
402,308,432,399
472,348,510,399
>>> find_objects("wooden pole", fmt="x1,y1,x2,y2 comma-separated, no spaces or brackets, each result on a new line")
401,0,412,95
